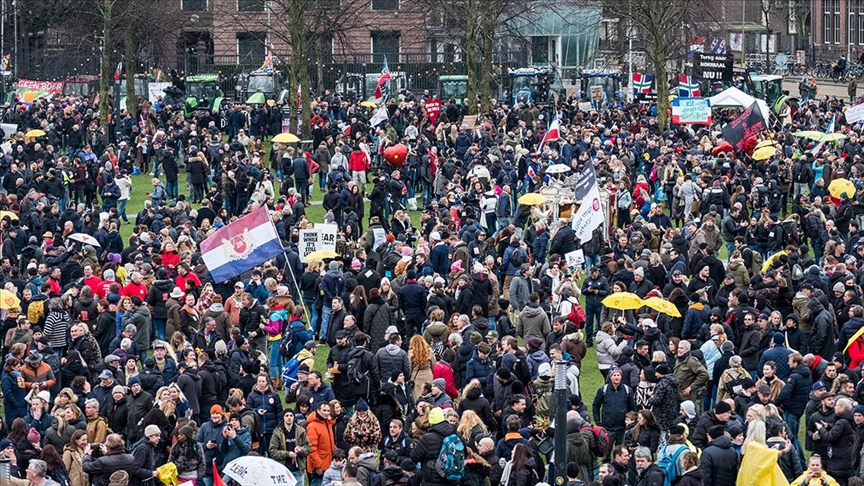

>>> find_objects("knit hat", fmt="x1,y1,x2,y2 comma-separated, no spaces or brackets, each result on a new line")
144,425,161,437
772,332,785,345
669,424,685,435
469,332,482,345
721,341,735,352
714,401,732,414
0,439,12,450
835,282,846,292
128,376,141,387
432,378,446,391
112,385,126,395
210,404,224,415
855,405,864,416
215,340,227,354
634,267,644,277
642,318,656,328
384,326,399,341
328,261,339,271
428,407,445,425
538,362,551,379
27,428,40,443
496,368,512,380
178,425,195,438
356,398,369,412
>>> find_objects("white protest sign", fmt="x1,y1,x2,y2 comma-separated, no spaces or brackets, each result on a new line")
565,249,585,269
372,227,386,251
148,82,171,103
578,102,593,112
0,124,17,139
848,103,864,124
299,228,319,260
671,98,711,124
299,224,338,260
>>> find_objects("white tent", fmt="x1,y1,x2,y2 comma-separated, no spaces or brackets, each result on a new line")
708,87,772,125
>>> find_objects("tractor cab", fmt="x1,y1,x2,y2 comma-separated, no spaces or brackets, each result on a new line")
579,68,623,105
438,75,468,104
63,75,101,101
236,71,288,103
506,67,564,105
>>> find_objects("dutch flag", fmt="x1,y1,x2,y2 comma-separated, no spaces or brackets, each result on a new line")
200,207,285,283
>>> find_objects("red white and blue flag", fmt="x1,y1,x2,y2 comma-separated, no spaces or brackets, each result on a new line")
113,62,123,81
710,38,727,54
678,74,701,97
374,56,391,99
200,207,284,283
633,73,653,95
538,113,560,148
253,50,276,73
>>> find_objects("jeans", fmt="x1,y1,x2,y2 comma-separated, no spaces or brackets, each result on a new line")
725,241,736,261
200,478,213,486
320,305,333,341
303,298,319,336
584,254,601,269
152,160,162,178
269,340,282,377
118,199,129,222
292,471,306,486
152,319,166,341
166,179,178,200
784,411,805,463
296,179,309,204
319,172,327,191
585,303,602,345
309,474,322,486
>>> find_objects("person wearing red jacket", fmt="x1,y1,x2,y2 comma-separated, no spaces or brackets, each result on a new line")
160,241,180,270
432,348,459,400
175,263,201,292
348,145,369,186
122,272,148,300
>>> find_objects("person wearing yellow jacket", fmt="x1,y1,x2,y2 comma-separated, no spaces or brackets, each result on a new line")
790,455,840,486
737,420,791,486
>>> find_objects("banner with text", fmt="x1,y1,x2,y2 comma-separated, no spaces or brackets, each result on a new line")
848,103,864,124
298,224,338,260
721,101,766,151
672,98,712,124
16,79,65,103
425,98,442,125
148,82,172,103
693,53,734,81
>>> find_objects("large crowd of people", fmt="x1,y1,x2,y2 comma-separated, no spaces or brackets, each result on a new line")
0,82,863,486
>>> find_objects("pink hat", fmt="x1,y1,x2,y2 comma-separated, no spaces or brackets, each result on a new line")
351,259,361,269
401,247,413,257
451,260,462,272
27,428,40,443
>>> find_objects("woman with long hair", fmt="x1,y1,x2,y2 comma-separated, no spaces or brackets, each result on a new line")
676,451,703,486
631,410,661,454
63,429,88,486
349,286,367,327
408,335,435,400
504,443,537,486
699,323,726,409
456,409,488,448
39,444,70,486
329,399,350,451
408,401,432,440
457,379,495,433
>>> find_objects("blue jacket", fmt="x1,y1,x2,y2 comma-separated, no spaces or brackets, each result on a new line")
1,371,27,424
156,357,179,385
307,383,336,410
775,364,812,417
430,244,450,276
502,244,527,275
758,346,794,380
320,269,346,303
399,282,428,319
196,417,227,472
218,426,251,469
247,388,284,435
464,352,493,391
245,281,269,305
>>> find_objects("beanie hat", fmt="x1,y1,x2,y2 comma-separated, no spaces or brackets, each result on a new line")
714,401,732,414
773,332,785,345
144,425,161,437
210,404,224,415
329,261,339,271
496,368,512,380
834,282,846,292
127,376,141,387
721,341,735,352
356,398,369,412
855,405,864,416
538,362,551,379
429,407,445,425
27,428,40,443
469,332,482,345
215,340,227,354
432,378,446,391
178,425,195,438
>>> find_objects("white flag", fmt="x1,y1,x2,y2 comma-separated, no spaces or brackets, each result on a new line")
571,165,605,240
369,105,389,128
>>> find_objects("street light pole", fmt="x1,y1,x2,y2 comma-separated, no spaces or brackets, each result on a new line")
552,360,568,485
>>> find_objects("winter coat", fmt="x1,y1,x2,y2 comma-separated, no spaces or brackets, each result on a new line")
674,353,708,402
816,409,856,477
595,330,627,370
458,387,495,431
410,421,460,486
677,468,704,486
129,437,158,486
740,323,762,370
62,445,87,486
565,420,593,482
2,370,27,424
650,374,680,430
218,426,252,470
699,435,739,486
82,450,138,486
691,412,726,450
247,387,284,436
364,298,394,355
176,368,202,417
634,462,665,486
809,298,837,360
515,304,550,342
167,439,205,479
592,382,636,431
373,344,410,388
305,411,335,474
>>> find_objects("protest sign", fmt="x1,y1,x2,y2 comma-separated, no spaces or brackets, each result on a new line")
671,98,712,124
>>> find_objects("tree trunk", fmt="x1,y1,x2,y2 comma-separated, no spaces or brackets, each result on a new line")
654,61,669,128
124,27,137,114
478,21,494,114
98,0,113,146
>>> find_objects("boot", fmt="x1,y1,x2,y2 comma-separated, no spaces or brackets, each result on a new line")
271,376,283,391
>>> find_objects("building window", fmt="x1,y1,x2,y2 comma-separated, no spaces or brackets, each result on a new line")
851,3,857,45
371,0,398,10
237,32,265,64
836,0,842,43
371,31,400,63
181,0,206,10
238,0,264,11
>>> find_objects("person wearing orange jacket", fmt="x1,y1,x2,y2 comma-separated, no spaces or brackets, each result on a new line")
305,401,335,486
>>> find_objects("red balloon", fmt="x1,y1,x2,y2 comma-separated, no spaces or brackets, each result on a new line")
384,144,408,168
712,141,733,157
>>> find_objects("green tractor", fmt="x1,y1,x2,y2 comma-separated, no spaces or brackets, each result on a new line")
437,75,468,104
184,74,227,122
236,71,289,104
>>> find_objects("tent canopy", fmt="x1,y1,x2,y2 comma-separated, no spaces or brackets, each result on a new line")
708,87,771,125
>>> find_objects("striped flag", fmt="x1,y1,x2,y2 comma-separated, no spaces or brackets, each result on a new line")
200,207,284,282
678,74,701,97
538,112,560,148
374,56,391,99
710,38,728,54
633,72,654,95
810,114,836,155
113,62,123,81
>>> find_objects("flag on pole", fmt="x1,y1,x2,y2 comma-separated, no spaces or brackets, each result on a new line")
810,114,836,155
538,113,560,148
369,105,389,127
200,207,284,283
570,164,605,240
374,56,392,99
253,50,276,73
632,73,654,95
710,38,728,54
213,461,227,486
678,74,701,97
113,62,123,81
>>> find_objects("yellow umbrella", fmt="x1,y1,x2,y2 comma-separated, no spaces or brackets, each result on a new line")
762,250,787,272
601,292,644,311
518,193,547,205
0,211,18,220
755,139,776,149
0,289,20,309
360,101,377,108
642,296,682,318
272,133,300,144
24,129,45,138
829,178,857,199
303,250,340,262
751,146,777,161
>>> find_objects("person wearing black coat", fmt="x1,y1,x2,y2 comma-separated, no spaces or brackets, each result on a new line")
809,297,837,361
457,381,496,432
699,428,739,486
292,157,311,204
130,429,160,486
632,449,664,486
677,466,704,486
186,155,207,204
549,221,578,257
410,417,461,486
815,404,856,483
138,360,165,398
82,436,143,486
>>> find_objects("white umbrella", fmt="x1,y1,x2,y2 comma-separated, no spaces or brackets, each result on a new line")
224,456,297,486
67,233,101,247
545,164,571,174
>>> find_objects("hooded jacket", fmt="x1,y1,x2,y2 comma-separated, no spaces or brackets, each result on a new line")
515,304,550,342
700,435,738,486
809,298,836,360
145,279,175,320
305,411,335,474
410,421,460,486
373,343,410,387
176,367,202,417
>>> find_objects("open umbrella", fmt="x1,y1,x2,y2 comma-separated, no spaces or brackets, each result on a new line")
272,133,300,144
245,92,266,104
601,292,644,311
751,146,777,161
360,101,378,108
24,129,45,138
303,249,340,262
641,297,682,318
755,139,776,149
792,130,825,140
518,193,547,205
0,289,19,310
224,456,296,486
545,164,571,174
0,211,18,220
829,178,856,199
762,250,787,272
67,233,101,247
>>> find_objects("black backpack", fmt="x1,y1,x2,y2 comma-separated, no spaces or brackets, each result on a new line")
347,349,371,397
240,408,264,447
509,248,524,267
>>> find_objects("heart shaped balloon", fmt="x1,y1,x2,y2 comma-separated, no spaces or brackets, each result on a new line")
384,144,408,168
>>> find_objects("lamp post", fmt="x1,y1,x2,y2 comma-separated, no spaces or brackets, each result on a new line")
552,360,568,485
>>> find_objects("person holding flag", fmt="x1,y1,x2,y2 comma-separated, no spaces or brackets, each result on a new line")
374,56,391,100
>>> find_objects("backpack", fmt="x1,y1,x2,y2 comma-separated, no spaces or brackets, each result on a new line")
347,350,371,396
512,354,532,388
240,409,264,449
657,445,686,486
434,434,466,481
509,248,524,268
750,250,764,275
27,299,45,328
281,355,303,384
580,424,612,458
280,321,313,358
